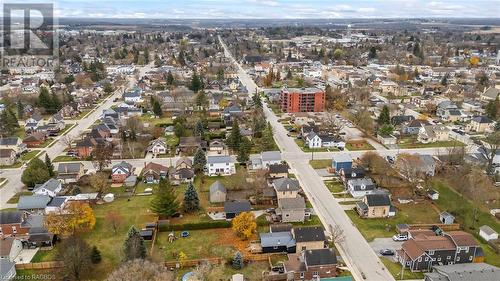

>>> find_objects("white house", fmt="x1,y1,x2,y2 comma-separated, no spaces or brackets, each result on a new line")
261,151,282,167
479,225,498,242
32,178,62,197
206,155,236,176
147,138,168,155
0,237,22,262
305,132,322,148
123,91,143,104
347,178,376,198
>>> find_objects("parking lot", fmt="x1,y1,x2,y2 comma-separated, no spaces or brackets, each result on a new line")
369,237,404,259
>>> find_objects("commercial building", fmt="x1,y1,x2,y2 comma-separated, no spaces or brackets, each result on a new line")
279,87,325,113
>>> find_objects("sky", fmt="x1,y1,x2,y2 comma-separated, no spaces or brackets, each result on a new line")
5,0,500,19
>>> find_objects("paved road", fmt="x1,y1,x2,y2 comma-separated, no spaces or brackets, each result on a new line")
0,64,154,209
219,36,396,281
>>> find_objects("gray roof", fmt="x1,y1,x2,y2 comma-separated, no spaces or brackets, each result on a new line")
0,259,15,278
57,162,83,174
21,214,45,229
273,178,300,192
210,180,226,194
333,153,352,163
261,151,281,162
426,263,500,281
260,232,296,248
0,137,19,146
294,226,326,242
365,194,391,207
207,155,234,164
304,248,337,266
348,178,375,191
278,197,306,210
0,211,23,224
33,178,61,193
47,196,67,207
224,200,251,214
472,116,492,124
17,195,51,210
479,225,497,236
440,211,455,218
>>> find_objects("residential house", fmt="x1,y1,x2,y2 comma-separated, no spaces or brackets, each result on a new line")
208,139,227,155
0,137,26,155
347,178,376,198
47,113,65,132
261,151,282,167
44,197,68,214
206,155,236,176
391,115,415,127
397,230,481,272
305,132,322,148
277,196,306,223
424,263,500,281
273,178,300,200
284,248,337,280
142,162,168,183
22,132,47,148
339,167,365,184
209,181,227,203
467,116,493,133
0,149,16,166
33,178,62,197
224,200,251,219
305,132,345,149
0,237,22,261
437,101,464,122
268,164,289,179
293,226,327,253
75,137,97,158
0,211,30,236
480,87,500,101
259,231,296,253
178,137,206,154
418,155,437,177
356,194,395,218
146,138,168,156
169,158,194,185
24,114,43,132
418,125,449,144
332,153,352,172
17,195,51,214
57,163,84,183
111,161,133,184
0,259,16,281
403,119,431,135
479,225,498,242
123,91,143,104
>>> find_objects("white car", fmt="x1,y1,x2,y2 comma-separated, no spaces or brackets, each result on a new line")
392,234,408,241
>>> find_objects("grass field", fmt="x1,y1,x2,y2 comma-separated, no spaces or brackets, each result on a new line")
346,142,375,151
21,150,40,162
310,159,332,169
381,257,424,280
53,155,78,162
398,138,464,149
345,202,440,241
324,181,345,193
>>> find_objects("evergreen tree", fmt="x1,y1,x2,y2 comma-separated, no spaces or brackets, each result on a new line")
194,120,204,137
237,138,251,163
195,90,208,107
261,122,276,151
123,226,146,261
38,87,52,112
17,100,24,120
377,105,391,126
150,178,179,218
252,94,262,108
152,99,163,117
21,158,51,188
166,71,174,85
232,251,243,269
286,69,293,79
45,154,55,177
0,108,20,136
368,47,377,59
183,182,200,213
193,148,207,173
90,246,102,264
190,72,202,93
228,120,242,150
485,96,499,119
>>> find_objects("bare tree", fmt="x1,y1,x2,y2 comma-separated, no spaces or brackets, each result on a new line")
105,210,124,234
329,224,345,245
58,236,92,281
90,172,109,195
395,153,425,196
106,259,174,281
62,135,75,150
92,143,113,172
481,132,500,174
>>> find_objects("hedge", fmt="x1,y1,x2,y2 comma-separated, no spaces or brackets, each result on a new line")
158,220,231,232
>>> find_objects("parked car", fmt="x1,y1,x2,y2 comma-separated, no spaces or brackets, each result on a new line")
392,234,408,241
386,156,395,164
380,249,395,256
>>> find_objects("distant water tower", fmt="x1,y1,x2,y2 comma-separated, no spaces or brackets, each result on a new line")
347,24,352,39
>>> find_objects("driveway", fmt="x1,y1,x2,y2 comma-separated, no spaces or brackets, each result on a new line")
369,237,403,259
14,248,39,264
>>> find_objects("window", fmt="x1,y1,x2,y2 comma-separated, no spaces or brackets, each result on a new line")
406,262,411,266
425,257,428,261
312,271,318,277
418,257,422,262
302,246,306,250
469,256,473,261
300,272,305,279
11,226,17,234
428,250,434,255
447,256,451,260
456,257,460,261
437,257,441,261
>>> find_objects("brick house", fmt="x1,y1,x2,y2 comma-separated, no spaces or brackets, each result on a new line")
0,211,30,236
111,161,133,183
284,248,337,280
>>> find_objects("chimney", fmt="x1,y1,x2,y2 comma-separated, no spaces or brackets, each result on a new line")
286,184,290,189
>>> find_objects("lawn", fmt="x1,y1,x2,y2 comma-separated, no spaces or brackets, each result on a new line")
222,261,270,281
141,114,173,127
80,195,157,277
324,181,345,193
76,109,92,120
53,155,78,162
295,139,334,153
291,215,323,227
310,159,332,169
21,150,40,162
31,247,58,263
398,138,464,149
380,257,424,280
346,142,375,151
345,202,440,241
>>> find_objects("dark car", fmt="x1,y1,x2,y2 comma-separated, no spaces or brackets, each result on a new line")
380,249,394,256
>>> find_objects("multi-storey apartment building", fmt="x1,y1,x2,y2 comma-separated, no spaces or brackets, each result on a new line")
279,87,325,113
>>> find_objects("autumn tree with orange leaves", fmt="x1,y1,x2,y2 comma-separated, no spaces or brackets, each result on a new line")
231,212,256,240
45,202,96,236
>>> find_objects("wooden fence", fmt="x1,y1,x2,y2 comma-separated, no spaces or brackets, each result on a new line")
15,261,64,270
164,257,224,269
408,223,461,231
